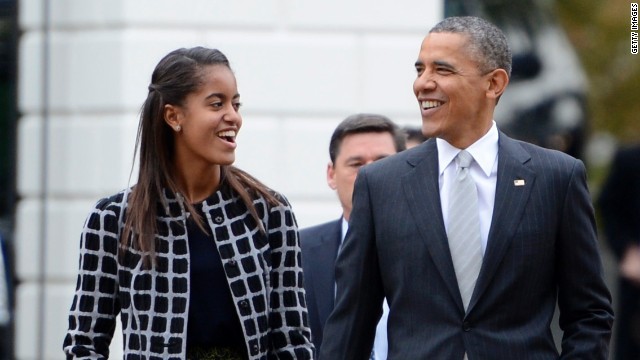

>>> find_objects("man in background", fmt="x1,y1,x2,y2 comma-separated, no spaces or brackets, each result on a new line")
599,144,640,360
0,232,11,360
300,113,406,359
402,125,428,149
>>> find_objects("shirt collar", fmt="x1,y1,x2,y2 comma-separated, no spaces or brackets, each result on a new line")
341,217,349,242
437,121,499,177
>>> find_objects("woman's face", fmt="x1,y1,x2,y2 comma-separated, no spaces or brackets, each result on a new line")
168,64,242,169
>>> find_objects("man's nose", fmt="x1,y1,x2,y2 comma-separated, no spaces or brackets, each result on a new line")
415,72,437,91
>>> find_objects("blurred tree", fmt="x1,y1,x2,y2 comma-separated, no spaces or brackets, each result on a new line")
556,0,640,143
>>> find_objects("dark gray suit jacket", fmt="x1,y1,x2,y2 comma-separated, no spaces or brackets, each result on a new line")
300,219,342,351
320,133,613,359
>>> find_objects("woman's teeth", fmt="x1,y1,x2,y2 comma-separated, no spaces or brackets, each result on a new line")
217,130,236,142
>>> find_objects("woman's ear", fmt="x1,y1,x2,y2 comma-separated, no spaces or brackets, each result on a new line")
164,104,182,132
486,68,509,101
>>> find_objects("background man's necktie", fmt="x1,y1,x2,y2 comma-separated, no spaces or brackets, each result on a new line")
447,150,483,311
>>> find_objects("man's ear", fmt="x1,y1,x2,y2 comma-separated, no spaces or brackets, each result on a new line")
327,162,338,190
486,68,509,101
164,104,182,130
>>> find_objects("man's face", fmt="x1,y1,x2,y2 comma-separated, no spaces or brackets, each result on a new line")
328,132,397,221
413,32,498,149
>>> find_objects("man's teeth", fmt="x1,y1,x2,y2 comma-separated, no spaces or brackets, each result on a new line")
421,100,442,109
217,130,236,138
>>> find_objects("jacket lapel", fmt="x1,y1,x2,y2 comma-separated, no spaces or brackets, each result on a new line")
468,133,535,311
309,219,342,324
402,140,462,306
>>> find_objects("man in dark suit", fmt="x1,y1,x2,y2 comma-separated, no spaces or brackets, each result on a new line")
319,16,613,359
598,144,640,360
300,113,406,357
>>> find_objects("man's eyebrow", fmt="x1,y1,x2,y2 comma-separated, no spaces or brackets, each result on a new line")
345,155,365,163
434,60,455,69
375,154,393,161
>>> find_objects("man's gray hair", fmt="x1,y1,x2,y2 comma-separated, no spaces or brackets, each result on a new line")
430,16,512,77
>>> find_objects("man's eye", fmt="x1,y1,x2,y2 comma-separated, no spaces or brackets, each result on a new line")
436,67,454,75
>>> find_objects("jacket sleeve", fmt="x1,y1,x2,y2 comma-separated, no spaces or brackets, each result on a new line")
63,197,122,359
265,195,315,359
319,168,383,360
557,159,614,358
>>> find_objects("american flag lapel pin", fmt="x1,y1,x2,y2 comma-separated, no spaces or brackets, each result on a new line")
514,179,525,186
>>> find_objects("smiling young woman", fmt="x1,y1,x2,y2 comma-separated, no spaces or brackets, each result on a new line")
63,47,314,360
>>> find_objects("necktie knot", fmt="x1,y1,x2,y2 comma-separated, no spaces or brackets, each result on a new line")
457,150,473,169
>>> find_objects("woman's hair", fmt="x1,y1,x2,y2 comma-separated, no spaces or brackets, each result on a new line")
122,47,279,264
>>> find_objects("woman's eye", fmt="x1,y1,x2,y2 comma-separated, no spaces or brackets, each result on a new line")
233,102,242,111
211,102,223,109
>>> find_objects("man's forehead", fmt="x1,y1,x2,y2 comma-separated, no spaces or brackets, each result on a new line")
417,33,470,61
336,132,397,156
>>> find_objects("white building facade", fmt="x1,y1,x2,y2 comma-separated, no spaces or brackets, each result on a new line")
15,0,441,358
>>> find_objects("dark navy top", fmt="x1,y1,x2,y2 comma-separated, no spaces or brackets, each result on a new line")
186,204,246,356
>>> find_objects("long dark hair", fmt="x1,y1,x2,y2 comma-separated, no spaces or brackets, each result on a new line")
122,47,279,264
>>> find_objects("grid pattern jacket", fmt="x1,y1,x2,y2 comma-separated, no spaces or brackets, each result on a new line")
63,187,314,360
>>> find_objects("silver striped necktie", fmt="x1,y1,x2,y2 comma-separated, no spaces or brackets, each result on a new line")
447,150,483,311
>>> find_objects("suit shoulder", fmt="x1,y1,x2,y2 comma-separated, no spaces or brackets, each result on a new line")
614,144,640,167
93,189,129,214
512,139,582,170
361,146,418,177
299,220,340,245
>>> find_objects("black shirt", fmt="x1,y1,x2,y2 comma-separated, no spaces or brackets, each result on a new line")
186,204,246,356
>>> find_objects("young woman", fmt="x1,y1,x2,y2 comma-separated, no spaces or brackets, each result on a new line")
63,47,314,360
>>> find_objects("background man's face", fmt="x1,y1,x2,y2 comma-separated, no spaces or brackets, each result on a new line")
327,131,397,221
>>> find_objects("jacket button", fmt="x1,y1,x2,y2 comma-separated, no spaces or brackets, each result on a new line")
240,300,249,308
214,216,223,224
463,321,471,332
252,344,259,353
227,259,237,267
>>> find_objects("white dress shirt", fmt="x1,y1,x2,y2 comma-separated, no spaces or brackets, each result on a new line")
437,121,499,254
340,218,389,359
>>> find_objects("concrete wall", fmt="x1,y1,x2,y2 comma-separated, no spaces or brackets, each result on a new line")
15,0,442,358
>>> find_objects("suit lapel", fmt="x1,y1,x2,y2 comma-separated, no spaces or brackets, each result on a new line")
309,219,342,324
402,140,462,306
468,133,535,311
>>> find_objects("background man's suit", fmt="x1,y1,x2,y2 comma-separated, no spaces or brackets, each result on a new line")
320,133,613,359
300,219,342,351
598,145,640,359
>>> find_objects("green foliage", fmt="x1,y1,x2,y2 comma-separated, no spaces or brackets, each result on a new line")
556,0,640,143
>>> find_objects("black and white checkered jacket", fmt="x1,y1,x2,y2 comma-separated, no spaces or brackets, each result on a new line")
63,187,315,359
